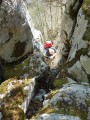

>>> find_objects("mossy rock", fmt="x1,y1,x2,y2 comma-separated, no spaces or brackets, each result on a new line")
0,78,32,94
82,0,90,41
0,78,15,94
0,78,32,120
53,78,68,89
46,89,59,100
86,99,90,106
56,101,87,120
2,107,25,120
83,27,90,41
36,103,87,120
35,105,55,118
3,56,31,80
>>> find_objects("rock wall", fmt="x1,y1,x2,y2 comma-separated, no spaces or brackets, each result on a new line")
0,0,90,120
33,0,90,120
60,0,90,83
0,0,33,63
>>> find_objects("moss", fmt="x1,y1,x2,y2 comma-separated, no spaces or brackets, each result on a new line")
0,78,32,94
86,99,90,106
83,27,90,41
36,105,55,118
53,78,68,89
3,86,25,106
2,107,25,120
0,78,14,94
0,79,32,120
46,89,59,100
82,0,90,41
56,101,87,120
3,56,31,80
36,102,87,120
12,41,26,58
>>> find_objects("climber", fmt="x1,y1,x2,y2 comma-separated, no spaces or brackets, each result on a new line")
45,47,56,59
44,40,53,49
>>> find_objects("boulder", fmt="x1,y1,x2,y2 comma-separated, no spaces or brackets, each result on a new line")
0,0,33,63
37,113,81,120
50,83,90,120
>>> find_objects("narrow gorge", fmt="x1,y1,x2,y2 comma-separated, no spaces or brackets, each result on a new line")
0,0,90,120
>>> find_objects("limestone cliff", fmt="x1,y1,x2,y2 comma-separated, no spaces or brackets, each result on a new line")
0,0,33,63
60,0,90,83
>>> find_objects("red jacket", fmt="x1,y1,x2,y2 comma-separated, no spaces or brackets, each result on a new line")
44,41,53,49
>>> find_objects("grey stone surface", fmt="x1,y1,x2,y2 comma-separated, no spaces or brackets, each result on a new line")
80,55,90,75
0,0,33,62
20,78,35,113
67,9,88,62
0,112,2,120
50,84,90,110
68,61,88,83
37,113,81,120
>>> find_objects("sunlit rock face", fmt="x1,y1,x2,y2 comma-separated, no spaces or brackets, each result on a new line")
50,84,90,113
0,0,33,63
60,0,90,83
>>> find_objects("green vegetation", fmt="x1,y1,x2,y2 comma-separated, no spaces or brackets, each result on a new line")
0,77,32,94
0,78,14,94
35,102,87,120
46,89,59,100
0,78,32,120
53,78,68,89
82,0,90,41
56,101,87,120
2,107,25,120
86,99,90,106
35,105,55,118
83,27,90,41
3,57,31,80
34,75,87,120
